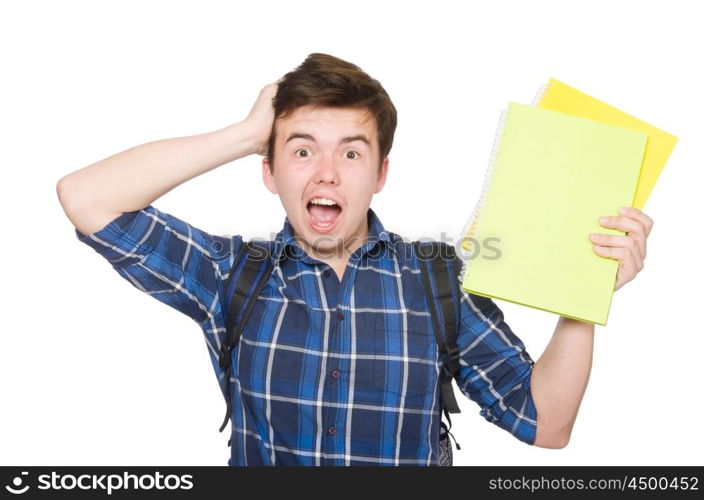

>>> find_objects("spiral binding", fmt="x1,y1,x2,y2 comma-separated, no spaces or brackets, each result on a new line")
531,78,552,107
457,106,513,287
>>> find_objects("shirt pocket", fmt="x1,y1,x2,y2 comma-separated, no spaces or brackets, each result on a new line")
372,316,438,403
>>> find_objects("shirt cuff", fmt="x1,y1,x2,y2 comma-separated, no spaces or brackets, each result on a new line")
74,206,164,267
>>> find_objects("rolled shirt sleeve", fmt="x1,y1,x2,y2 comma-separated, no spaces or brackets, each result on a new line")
74,205,242,361
454,285,538,445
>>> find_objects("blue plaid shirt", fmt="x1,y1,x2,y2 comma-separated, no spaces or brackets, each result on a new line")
75,205,537,465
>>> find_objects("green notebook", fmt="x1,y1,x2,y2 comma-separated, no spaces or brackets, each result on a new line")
459,102,648,325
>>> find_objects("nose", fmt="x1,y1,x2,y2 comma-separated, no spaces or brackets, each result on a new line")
312,153,340,185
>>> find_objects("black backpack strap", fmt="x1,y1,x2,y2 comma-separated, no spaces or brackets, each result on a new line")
217,241,275,432
414,241,462,450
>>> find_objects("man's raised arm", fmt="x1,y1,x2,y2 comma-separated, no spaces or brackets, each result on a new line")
56,82,278,235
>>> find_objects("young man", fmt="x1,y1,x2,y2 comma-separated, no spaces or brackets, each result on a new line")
57,53,653,466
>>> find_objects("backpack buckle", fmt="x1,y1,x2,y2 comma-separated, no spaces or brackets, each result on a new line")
446,345,460,363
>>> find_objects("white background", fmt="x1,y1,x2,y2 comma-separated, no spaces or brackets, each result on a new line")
1,0,701,466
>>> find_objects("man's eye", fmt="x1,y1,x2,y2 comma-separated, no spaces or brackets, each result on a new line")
295,149,310,158
345,151,359,159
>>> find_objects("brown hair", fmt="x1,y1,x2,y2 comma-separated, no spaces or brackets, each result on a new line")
267,53,397,171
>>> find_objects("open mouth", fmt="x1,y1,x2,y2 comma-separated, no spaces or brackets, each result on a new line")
306,197,342,233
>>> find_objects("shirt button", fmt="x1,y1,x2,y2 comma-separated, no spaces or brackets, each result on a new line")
327,425,336,436
331,369,340,379
336,310,344,321
323,269,331,278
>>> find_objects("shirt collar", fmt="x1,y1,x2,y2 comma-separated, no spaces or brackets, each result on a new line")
272,206,396,264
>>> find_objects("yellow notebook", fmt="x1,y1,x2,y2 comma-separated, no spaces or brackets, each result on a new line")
534,78,678,209
459,102,648,325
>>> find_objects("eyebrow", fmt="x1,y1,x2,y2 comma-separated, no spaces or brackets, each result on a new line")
284,132,371,147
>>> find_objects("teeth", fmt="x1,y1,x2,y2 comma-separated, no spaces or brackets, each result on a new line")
310,197,338,206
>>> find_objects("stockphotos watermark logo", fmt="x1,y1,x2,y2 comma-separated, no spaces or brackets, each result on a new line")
205,231,502,263
4,471,29,495
3,470,193,495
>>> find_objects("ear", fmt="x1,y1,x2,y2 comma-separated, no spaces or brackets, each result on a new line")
374,157,389,194
262,157,278,195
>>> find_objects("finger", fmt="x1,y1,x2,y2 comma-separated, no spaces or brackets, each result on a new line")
615,252,638,291
618,206,654,237
592,244,630,261
594,243,643,273
589,232,644,261
593,245,639,289
598,214,646,260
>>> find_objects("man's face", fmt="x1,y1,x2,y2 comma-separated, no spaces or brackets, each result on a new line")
262,105,389,260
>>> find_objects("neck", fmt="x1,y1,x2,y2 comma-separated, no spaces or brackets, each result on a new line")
299,216,371,279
